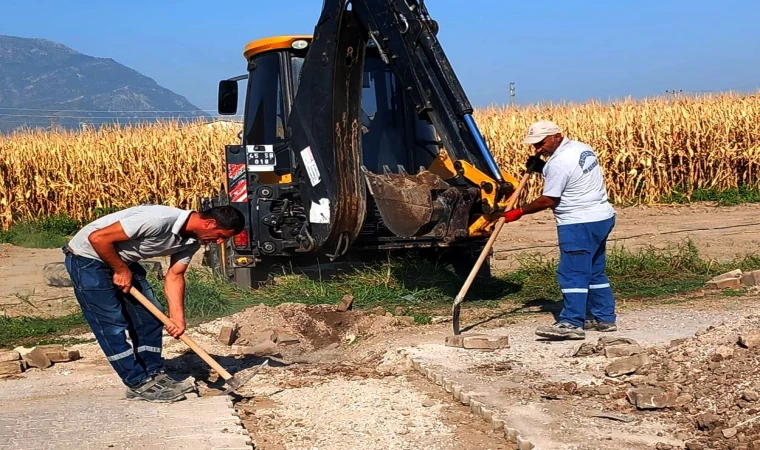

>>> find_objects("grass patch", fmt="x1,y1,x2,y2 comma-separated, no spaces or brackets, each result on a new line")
0,209,118,249
0,314,90,349
661,185,760,206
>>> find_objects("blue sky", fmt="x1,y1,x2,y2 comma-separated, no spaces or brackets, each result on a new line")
2,0,759,113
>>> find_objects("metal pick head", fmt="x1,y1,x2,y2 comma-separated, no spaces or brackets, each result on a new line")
222,360,269,395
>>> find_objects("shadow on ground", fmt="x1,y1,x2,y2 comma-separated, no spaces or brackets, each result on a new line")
459,297,562,333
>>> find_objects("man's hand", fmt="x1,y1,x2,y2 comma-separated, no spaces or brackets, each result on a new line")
165,316,186,339
503,208,524,223
113,268,133,293
526,155,545,174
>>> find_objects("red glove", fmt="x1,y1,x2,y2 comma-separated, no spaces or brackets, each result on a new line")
503,208,524,223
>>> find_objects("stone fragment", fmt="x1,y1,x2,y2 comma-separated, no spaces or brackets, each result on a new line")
711,269,743,282
738,333,760,349
605,354,650,377
14,346,52,369
573,342,597,357
462,334,508,350
743,390,760,402
231,340,278,356
626,387,676,409
0,361,25,375
604,344,643,358
336,294,354,312
723,427,738,439
218,324,239,346
741,271,760,286
685,443,704,450
45,350,81,363
0,351,21,363
707,278,741,289
696,412,721,431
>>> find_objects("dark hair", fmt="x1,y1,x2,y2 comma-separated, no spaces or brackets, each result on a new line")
200,206,245,234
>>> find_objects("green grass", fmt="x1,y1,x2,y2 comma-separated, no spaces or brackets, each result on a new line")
660,185,760,206
0,209,118,249
2,239,758,349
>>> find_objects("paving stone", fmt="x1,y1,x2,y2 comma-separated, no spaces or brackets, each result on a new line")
44,350,80,363
706,278,741,289
336,294,354,312
0,351,20,363
218,324,239,346
444,335,464,347
463,334,508,350
13,347,51,369
0,361,25,375
231,341,278,356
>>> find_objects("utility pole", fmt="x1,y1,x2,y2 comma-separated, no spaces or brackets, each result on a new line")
509,82,515,106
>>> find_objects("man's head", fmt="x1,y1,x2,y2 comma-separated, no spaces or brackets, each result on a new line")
187,206,245,245
522,120,563,156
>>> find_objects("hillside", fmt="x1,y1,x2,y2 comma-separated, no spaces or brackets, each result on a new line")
0,35,208,133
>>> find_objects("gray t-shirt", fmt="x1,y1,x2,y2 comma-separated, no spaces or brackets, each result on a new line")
67,205,201,266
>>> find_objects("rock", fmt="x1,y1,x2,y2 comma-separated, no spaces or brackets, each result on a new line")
741,270,760,286
595,385,612,396
655,443,674,450
723,428,738,439
626,387,676,409
14,346,52,369
231,340,278,356
218,323,239,346
696,412,722,431
715,345,735,359
0,360,25,375
739,334,760,349
605,354,650,377
430,316,449,324
336,294,354,312
45,350,80,363
604,344,643,358
685,443,704,450
573,342,598,357
675,394,695,406
707,278,741,289
273,329,300,345
598,336,639,348
445,335,464,348
670,338,687,347
743,390,760,402
0,351,21,363
462,334,509,350
712,269,743,282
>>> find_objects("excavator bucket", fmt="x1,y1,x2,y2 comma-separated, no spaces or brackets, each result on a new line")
361,165,451,238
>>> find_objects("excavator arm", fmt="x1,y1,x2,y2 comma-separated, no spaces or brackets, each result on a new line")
288,0,516,258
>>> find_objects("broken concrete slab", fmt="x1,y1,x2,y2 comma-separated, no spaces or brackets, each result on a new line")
605,353,650,377
0,351,21,363
273,329,300,345
336,294,354,312
741,270,760,286
231,340,278,356
711,269,742,282
738,333,760,349
627,387,676,409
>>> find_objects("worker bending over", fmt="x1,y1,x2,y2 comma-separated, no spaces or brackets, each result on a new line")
63,204,244,402
504,121,617,340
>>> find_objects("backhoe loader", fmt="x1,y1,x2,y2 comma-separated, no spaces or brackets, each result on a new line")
201,0,520,288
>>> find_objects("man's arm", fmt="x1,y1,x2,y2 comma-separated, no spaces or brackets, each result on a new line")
162,260,189,338
521,195,560,214
88,222,133,293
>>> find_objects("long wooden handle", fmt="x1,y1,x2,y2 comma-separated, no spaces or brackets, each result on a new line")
453,171,532,306
128,286,233,380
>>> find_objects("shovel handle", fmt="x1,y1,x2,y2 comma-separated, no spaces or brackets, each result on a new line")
128,286,233,380
454,171,532,304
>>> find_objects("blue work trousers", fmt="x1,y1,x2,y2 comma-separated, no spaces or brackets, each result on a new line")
556,216,616,327
63,247,164,387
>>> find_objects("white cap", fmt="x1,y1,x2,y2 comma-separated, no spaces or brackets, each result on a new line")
522,120,561,144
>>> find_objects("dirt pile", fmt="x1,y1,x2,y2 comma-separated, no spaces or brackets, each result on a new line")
542,314,760,449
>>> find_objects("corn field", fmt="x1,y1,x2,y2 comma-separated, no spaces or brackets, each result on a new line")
1,93,759,230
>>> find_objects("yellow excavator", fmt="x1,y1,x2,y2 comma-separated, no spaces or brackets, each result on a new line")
201,0,520,288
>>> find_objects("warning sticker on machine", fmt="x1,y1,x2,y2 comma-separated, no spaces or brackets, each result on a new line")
300,146,321,187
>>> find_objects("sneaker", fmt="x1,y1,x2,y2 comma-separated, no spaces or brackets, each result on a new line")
153,373,197,394
125,375,187,403
535,322,586,340
583,318,618,332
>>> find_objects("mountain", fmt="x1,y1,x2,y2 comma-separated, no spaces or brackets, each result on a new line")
0,35,209,133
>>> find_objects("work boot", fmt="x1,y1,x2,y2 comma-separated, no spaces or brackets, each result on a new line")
153,372,197,394
583,318,618,332
535,322,586,340
125,375,187,403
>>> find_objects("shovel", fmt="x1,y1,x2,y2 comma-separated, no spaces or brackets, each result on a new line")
451,170,533,335
129,286,267,395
